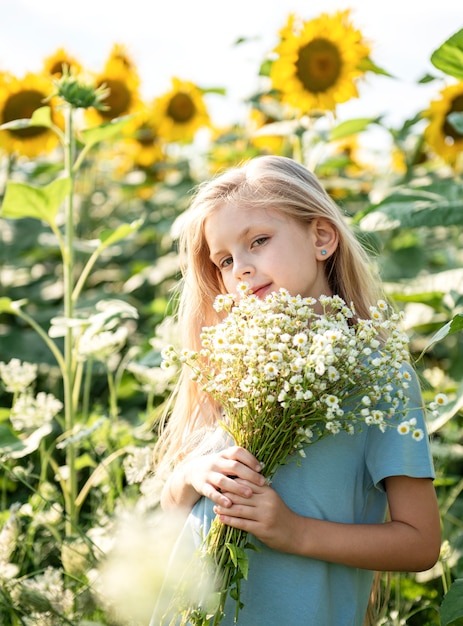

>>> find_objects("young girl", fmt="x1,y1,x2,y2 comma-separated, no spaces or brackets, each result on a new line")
152,155,440,625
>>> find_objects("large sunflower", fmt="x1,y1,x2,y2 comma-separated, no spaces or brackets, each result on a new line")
270,10,371,113
155,77,211,143
424,81,463,166
0,72,62,157
85,43,143,127
43,47,82,78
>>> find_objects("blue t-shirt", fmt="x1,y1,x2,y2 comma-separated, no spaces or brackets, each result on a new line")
155,365,435,626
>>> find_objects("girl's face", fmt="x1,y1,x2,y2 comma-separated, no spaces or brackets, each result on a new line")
204,202,337,301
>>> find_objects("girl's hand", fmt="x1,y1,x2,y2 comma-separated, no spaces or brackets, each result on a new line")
161,446,265,510
213,481,299,553
215,476,441,572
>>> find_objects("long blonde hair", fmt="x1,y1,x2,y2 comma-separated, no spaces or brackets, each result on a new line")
153,155,387,478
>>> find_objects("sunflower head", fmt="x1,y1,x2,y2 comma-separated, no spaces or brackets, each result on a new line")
155,77,212,143
43,48,82,78
424,81,463,167
270,10,371,113
85,43,143,126
104,43,140,79
121,101,166,169
51,67,110,110
0,72,63,157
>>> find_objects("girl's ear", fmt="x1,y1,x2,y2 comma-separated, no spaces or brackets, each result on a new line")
311,218,339,260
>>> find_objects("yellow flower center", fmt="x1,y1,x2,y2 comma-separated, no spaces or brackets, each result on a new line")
296,38,342,93
166,92,196,123
99,78,132,119
443,94,463,143
2,89,48,138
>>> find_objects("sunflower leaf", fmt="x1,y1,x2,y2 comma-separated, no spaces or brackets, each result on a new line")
98,219,144,249
0,177,71,226
358,185,463,230
329,117,381,140
357,57,394,78
431,28,463,80
80,115,135,149
422,314,463,355
30,106,54,128
0,106,53,131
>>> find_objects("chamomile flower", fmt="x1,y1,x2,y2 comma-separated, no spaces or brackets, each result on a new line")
398,421,410,435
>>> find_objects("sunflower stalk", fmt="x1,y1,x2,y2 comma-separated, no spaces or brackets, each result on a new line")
62,102,78,537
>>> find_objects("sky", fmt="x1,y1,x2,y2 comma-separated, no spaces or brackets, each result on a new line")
1,0,462,132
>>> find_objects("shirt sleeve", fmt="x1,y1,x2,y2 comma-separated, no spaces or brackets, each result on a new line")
365,361,436,491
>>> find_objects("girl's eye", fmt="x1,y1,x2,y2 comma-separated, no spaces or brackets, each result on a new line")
220,256,233,269
251,236,268,248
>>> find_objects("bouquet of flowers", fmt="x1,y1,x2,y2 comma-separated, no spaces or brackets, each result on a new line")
160,286,423,625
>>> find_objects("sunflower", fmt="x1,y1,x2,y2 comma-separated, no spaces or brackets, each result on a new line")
155,77,212,143
424,81,463,166
270,10,371,113
85,43,143,127
43,47,82,77
0,72,63,157
120,99,166,169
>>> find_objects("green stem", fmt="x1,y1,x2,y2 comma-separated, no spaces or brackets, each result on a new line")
63,103,77,538
14,308,66,375
81,357,94,422
107,368,118,420
72,244,102,303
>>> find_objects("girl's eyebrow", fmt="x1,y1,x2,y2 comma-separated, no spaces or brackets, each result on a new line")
208,226,253,262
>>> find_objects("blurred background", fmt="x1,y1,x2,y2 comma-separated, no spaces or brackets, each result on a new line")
1,0,462,127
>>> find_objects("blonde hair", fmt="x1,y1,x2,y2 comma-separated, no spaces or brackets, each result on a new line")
153,155,386,478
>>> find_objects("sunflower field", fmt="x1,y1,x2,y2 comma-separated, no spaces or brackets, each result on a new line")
0,9,462,626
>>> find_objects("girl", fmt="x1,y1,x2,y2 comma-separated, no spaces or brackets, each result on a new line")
152,155,440,625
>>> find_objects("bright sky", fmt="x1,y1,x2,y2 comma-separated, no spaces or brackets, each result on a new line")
1,0,462,129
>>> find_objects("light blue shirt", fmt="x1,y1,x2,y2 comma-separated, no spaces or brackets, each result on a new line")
154,364,435,626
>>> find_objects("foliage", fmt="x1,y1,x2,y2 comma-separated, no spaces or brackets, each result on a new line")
0,15,462,626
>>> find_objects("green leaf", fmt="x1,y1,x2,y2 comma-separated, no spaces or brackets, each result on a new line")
359,187,463,231
422,313,463,354
329,117,381,141
225,543,249,579
0,424,52,459
440,579,463,625
80,115,135,149
0,177,71,226
0,425,21,450
357,56,393,78
431,29,463,80
0,106,53,131
98,219,143,249
199,86,226,96
390,291,444,310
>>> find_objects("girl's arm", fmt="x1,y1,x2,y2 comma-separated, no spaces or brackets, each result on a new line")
160,446,265,511
214,475,441,572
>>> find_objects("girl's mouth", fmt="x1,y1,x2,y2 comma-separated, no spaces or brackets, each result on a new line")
253,284,272,298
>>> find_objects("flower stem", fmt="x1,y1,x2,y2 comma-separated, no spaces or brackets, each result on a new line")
63,103,77,538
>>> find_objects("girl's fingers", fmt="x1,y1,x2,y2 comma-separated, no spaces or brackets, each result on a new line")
223,446,262,473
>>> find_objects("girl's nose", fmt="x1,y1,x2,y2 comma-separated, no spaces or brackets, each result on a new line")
233,258,254,281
